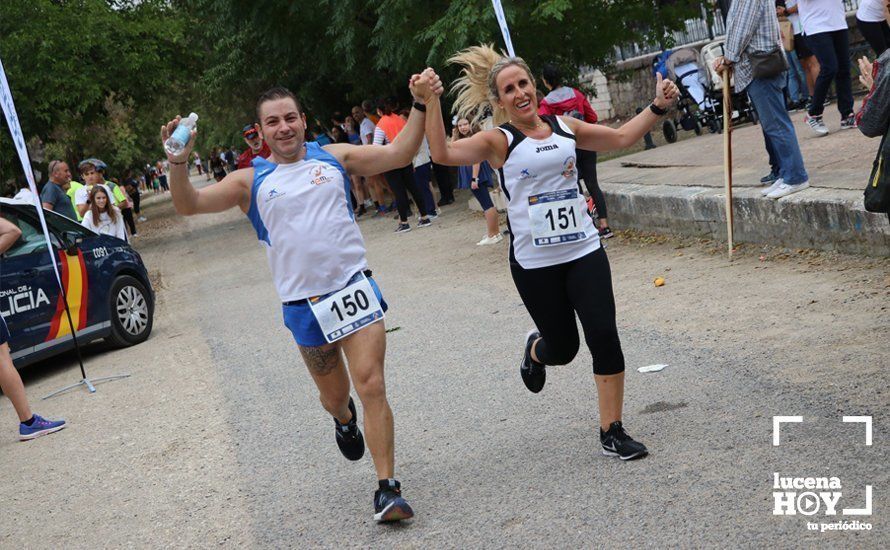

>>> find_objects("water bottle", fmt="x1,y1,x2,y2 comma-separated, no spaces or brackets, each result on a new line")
164,112,199,156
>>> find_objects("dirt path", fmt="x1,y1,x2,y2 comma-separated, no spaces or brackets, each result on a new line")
1,186,887,548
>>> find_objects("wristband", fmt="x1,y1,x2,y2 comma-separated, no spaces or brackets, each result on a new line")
649,103,668,116
170,160,187,165
471,177,478,182
412,102,427,112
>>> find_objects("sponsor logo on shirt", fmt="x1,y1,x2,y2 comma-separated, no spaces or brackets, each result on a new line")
310,165,333,186
535,144,559,153
266,188,285,201
519,168,536,180
562,157,576,179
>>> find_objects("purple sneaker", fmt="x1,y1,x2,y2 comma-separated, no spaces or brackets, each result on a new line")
19,414,66,441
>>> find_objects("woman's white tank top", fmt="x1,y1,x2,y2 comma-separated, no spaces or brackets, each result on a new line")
497,115,600,269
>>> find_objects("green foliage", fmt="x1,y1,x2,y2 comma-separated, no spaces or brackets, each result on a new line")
0,0,194,187
1,0,700,190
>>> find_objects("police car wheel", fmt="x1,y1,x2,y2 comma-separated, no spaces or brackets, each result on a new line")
107,275,153,348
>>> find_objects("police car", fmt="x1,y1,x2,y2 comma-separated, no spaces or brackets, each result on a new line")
0,197,154,367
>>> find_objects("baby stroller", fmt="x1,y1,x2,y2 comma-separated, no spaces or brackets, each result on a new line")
699,40,760,130
661,47,722,142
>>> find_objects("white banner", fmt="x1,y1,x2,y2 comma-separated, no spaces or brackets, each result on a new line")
490,0,516,57
0,56,64,287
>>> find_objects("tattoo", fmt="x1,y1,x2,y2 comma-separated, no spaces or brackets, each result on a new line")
299,345,341,376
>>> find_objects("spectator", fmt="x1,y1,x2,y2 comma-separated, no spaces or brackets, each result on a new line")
81,186,127,240
358,100,392,215
193,151,204,175
40,160,78,219
780,1,821,108
74,161,114,218
374,96,431,232
124,172,145,223
12,180,35,204
0,217,67,440
539,63,613,238
331,125,350,144
223,147,234,172
857,0,890,56
399,109,439,218
237,124,271,169
857,49,890,217
155,160,169,192
715,0,810,199
344,115,362,145
209,147,227,182
857,51,890,136
453,117,501,245
798,0,856,134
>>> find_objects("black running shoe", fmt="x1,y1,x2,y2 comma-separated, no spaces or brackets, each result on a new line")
600,421,648,460
374,479,414,523
334,397,365,461
418,217,432,228
520,330,545,393
394,223,411,233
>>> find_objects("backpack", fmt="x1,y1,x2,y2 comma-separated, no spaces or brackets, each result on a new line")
865,129,890,217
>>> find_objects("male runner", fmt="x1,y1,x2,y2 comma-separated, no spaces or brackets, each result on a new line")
161,70,441,523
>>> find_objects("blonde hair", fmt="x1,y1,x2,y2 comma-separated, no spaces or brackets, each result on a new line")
448,44,536,126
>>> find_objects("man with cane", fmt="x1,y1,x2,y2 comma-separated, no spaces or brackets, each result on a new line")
713,0,809,201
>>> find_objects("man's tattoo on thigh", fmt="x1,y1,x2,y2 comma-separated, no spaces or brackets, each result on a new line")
300,345,340,376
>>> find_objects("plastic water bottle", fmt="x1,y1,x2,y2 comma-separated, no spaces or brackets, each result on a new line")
164,112,198,155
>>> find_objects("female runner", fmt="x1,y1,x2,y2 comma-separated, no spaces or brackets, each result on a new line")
424,46,678,460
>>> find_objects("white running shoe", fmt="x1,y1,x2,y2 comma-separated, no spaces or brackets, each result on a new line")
767,181,810,199
805,114,829,136
477,233,504,246
761,178,784,196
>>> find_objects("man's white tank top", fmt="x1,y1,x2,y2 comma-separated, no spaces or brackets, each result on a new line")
246,142,367,301
497,115,600,269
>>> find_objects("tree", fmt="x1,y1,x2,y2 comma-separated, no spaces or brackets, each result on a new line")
0,0,194,188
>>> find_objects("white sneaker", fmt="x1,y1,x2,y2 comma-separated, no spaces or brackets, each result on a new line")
766,180,809,199
137,216,147,222
761,178,784,196
477,233,504,246
805,114,829,136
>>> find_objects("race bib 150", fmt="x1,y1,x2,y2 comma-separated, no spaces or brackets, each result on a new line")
308,274,384,343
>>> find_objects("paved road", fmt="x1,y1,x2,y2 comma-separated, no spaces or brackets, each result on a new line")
2,185,887,548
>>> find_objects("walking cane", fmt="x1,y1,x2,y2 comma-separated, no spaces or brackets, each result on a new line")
722,69,734,261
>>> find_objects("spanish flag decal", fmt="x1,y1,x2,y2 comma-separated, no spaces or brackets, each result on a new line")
46,249,89,341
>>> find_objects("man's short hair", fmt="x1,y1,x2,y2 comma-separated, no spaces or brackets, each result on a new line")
361,99,375,113
256,86,302,121
542,63,561,88
78,161,97,175
47,160,63,176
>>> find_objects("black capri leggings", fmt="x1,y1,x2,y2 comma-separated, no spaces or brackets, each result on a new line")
576,149,607,220
510,247,624,376
383,164,428,222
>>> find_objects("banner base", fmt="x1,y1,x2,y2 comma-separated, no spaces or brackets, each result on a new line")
42,374,131,400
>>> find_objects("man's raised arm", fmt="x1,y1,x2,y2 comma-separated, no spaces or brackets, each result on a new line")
160,116,251,215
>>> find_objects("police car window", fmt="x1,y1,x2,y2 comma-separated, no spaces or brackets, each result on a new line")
1,211,56,257
44,209,92,236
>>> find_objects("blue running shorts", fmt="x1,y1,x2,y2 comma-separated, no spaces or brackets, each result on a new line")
282,272,388,347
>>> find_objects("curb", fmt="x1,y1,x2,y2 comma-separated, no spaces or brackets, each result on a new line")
601,183,890,256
